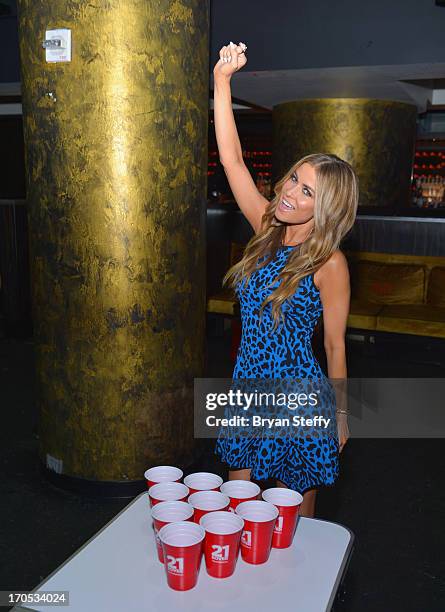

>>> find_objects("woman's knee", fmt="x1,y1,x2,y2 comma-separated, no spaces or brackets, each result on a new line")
228,468,251,481
276,479,288,488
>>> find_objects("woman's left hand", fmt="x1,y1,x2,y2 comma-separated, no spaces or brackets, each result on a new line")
336,412,349,453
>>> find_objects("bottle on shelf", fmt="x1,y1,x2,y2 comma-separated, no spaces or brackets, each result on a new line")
416,178,423,208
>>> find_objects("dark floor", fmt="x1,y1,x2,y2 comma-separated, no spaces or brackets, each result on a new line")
1,325,445,611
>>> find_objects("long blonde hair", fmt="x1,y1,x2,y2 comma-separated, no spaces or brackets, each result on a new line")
223,153,359,331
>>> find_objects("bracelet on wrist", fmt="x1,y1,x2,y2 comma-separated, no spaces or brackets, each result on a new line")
335,409,348,415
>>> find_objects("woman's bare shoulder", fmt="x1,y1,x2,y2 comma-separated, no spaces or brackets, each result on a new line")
313,249,349,290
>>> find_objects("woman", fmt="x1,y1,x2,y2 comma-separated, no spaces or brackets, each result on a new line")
213,42,358,518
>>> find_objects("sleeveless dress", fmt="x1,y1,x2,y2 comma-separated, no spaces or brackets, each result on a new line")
214,245,339,494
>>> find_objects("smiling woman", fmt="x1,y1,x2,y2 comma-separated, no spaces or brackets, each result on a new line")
212,40,359,519
223,153,358,330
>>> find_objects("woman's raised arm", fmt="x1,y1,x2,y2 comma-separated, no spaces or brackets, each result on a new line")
213,42,268,233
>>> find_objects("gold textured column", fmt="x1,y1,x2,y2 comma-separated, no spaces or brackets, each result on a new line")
273,99,417,209
17,1,209,485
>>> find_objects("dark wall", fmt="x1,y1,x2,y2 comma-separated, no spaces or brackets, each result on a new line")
207,205,445,257
211,0,445,71
0,116,25,198
0,15,20,82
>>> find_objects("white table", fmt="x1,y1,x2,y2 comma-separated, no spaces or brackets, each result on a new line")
13,492,354,612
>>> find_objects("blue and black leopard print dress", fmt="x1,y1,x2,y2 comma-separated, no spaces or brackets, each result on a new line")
214,245,339,494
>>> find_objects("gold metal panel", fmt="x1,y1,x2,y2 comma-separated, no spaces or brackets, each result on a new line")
427,267,445,307
377,305,445,339
17,0,209,480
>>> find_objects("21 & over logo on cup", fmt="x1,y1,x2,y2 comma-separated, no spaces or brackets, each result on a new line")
211,544,230,563
166,555,184,575
274,516,284,533
241,530,252,548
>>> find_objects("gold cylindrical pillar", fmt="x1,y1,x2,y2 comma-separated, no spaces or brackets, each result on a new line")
273,99,417,209
17,1,209,485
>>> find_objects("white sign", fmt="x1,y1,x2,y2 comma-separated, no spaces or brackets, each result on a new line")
44,29,71,63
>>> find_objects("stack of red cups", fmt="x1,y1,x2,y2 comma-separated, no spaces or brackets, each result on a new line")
144,465,304,590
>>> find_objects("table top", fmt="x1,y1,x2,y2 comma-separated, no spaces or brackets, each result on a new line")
14,492,354,612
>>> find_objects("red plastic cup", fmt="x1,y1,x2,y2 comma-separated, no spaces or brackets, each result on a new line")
183,472,223,496
219,480,260,512
151,501,195,563
235,500,279,564
158,521,205,591
262,487,303,548
199,511,244,578
144,466,183,489
188,491,230,524
148,482,189,507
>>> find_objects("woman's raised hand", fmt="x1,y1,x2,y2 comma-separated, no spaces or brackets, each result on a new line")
214,41,247,79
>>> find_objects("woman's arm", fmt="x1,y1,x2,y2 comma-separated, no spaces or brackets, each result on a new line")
213,68,243,166
317,250,350,451
213,43,268,233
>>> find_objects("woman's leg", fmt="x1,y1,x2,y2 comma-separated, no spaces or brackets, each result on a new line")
276,479,317,518
299,489,317,518
228,468,251,481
